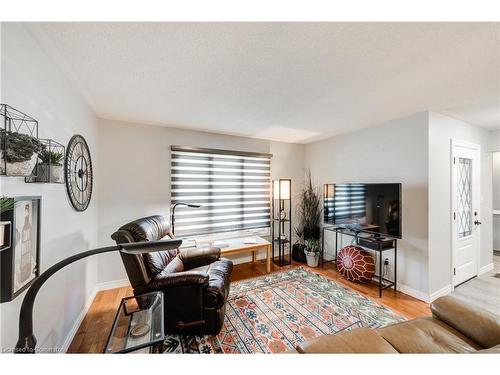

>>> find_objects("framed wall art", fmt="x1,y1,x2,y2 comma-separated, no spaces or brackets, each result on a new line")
0,196,41,303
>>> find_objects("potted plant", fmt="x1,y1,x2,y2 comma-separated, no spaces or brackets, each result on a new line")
37,149,65,183
304,238,320,267
0,130,45,176
292,226,307,263
298,170,322,241
0,196,14,248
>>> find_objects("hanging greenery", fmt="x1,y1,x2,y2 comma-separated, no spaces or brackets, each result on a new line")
0,196,14,213
39,150,65,166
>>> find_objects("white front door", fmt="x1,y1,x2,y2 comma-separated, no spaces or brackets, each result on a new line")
451,140,481,287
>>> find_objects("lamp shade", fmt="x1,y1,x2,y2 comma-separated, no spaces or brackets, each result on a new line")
273,179,291,200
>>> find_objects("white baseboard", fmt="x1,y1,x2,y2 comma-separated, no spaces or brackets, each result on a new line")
398,283,430,303
60,285,98,353
96,278,131,291
479,263,494,276
60,278,131,353
429,284,452,303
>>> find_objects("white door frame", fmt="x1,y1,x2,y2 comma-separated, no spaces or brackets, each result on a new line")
450,139,481,290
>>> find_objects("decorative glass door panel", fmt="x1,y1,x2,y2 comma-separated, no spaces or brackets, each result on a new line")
457,157,472,238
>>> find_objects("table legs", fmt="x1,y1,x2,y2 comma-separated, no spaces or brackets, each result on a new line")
335,230,338,262
394,243,397,293
266,245,271,273
321,228,339,269
379,252,383,298
321,229,325,269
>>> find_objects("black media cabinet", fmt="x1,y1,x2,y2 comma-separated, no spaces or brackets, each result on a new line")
321,225,398,297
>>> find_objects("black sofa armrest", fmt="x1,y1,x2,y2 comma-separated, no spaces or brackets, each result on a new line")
145,271,209,291
178,246,221,270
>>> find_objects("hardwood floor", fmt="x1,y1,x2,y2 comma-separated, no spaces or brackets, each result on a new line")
67,260,430,353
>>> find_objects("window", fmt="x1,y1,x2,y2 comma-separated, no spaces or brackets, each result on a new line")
170,146,272,236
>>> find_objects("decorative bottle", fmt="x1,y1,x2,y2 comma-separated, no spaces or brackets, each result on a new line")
20,204,32,283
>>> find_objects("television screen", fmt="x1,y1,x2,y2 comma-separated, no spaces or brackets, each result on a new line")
323,183,402,238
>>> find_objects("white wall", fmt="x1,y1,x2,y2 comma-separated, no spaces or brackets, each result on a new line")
493,152,500,251
305,112,430,301
269,140,306,243
428,112,493,295
494,153,500,209
97,118,304,284
0,23,99,352
489,130,500,152
491,131,500,252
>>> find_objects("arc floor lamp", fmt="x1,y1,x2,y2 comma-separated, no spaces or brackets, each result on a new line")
15,238,182,354
170,202,200,235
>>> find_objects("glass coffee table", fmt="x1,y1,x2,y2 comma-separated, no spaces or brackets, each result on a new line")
104,291,164,353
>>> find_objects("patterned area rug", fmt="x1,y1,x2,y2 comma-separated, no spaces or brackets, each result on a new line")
160,267,405,353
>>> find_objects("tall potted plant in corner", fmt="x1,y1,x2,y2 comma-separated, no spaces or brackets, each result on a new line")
0,196,14,248
299,170,322,241
296,170,322,266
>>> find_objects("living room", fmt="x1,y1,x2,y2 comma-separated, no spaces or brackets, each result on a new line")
1,1,499,373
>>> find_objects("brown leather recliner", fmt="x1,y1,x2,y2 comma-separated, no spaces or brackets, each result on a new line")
111,215,233,336
295,294,500,353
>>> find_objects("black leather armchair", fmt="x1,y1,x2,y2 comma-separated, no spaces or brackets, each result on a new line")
111,215,233,336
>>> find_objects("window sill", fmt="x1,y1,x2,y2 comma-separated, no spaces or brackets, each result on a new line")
179,227,270,248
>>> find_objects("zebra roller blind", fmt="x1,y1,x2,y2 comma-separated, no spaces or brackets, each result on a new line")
171,146,272,236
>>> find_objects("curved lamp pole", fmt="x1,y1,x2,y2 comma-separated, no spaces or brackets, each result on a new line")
170,203,201,235
15,238,182,353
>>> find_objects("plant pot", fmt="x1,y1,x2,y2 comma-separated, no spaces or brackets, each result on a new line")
292,243,307,263
305,251,320,267
303,226,321,240
0,150,38,177
37,163,64,183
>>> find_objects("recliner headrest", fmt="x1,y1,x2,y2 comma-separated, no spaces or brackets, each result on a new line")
117,215,172,242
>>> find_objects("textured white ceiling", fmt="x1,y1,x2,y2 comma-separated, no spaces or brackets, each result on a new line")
28,22,500,143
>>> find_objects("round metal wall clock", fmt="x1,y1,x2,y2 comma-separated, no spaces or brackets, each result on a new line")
65,135,93,212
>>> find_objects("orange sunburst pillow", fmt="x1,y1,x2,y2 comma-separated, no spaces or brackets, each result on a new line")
336,245,375,283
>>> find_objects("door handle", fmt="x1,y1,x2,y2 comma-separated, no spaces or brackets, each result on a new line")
474,220,482,225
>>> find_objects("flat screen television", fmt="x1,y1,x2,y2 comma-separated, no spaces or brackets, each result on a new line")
323,183,402,238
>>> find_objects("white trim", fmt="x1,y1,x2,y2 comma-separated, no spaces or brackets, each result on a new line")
429,284,452,302
479,263,494,276
60,278,131,353
60,285,98,353
398,283,430,303
451,139,482,151
96,278,130,292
